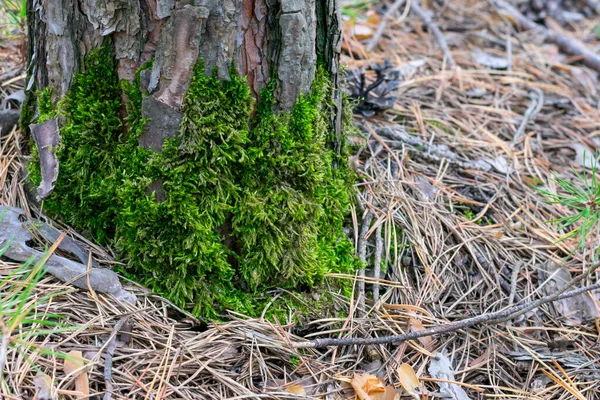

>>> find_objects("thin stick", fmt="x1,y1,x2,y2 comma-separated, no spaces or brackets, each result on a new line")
512,88,543,147
494,0,600,71
358,209,374,316
366,0,411,52
411,1,456,68
292,281,600,348
372,224,384,303
103,316,132,400
508,261,522,305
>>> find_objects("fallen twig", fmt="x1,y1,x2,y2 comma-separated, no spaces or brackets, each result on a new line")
411,1,456,68
512,88,543,147
103,316,132,400
375,125,490,171
494,0,600,71
372,224,384,304
293,280,600,348
357,209,374,316
0,206,136,304
366,0,411,52
508,261,522,305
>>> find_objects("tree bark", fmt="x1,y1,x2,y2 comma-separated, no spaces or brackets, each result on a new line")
26,0,342,123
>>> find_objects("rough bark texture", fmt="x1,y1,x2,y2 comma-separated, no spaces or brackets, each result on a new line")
27,0,341,116
25,0,344,178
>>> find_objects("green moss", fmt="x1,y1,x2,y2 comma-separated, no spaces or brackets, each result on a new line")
31,44,357,320
37,88,59,123
233,71,355,290
34,45,123,243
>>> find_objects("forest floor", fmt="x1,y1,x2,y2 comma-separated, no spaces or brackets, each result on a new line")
1,0,600,399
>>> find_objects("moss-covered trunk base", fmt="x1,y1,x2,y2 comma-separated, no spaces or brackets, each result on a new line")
28,42,358,320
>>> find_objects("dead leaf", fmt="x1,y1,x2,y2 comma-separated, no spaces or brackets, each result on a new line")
352,24,374,41
366,10,381,26
409,317,433,347
469,347,490,368
397,364,420,399
34,371,56,400
351,373,386,400
538,262,594,325
63,350,90,397
570,143,599,170
285,385,307,396
428,353,470,400
488,156,515,174
372,386,400,400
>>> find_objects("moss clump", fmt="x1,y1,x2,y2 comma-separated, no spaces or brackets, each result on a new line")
234,73,356,290
30,47,124,244
31,43,358,319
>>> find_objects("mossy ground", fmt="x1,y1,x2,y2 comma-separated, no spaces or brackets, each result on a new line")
29,44,358,320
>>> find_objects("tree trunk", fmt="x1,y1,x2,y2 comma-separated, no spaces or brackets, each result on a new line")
26,0,342,120
24,0,356,318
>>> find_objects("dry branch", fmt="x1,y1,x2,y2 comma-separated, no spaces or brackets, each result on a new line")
495,0,600,71
294,281,600,348
411,1,456,68
366,0,410,52
372,224,384,303
358,209,374,316
103,316,132,400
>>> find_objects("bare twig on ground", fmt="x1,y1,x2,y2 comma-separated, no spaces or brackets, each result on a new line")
494,0,600,71
508,262,522,305
293,281,600,348
103,316,132,400
375,125,490,170
372,224,384,304
494,261,598,324
358,209,374,316
411,1,456,68
512,88,543,147
366,0,411,52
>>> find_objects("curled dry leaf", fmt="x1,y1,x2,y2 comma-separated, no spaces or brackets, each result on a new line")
409,317,433,347
34,371,56,400
63,350,90,397
351,373,384,400
285,385,307,396
397,364,421,400
350,373,398,400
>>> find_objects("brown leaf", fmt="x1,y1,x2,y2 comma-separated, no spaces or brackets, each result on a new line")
397,364,420,400
34,371,56,400
371,386,400,400
351,373,386,400
409,317,433,347
285,385,306,396
469,348,490,368
352,24,374,41
63,350,90,397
